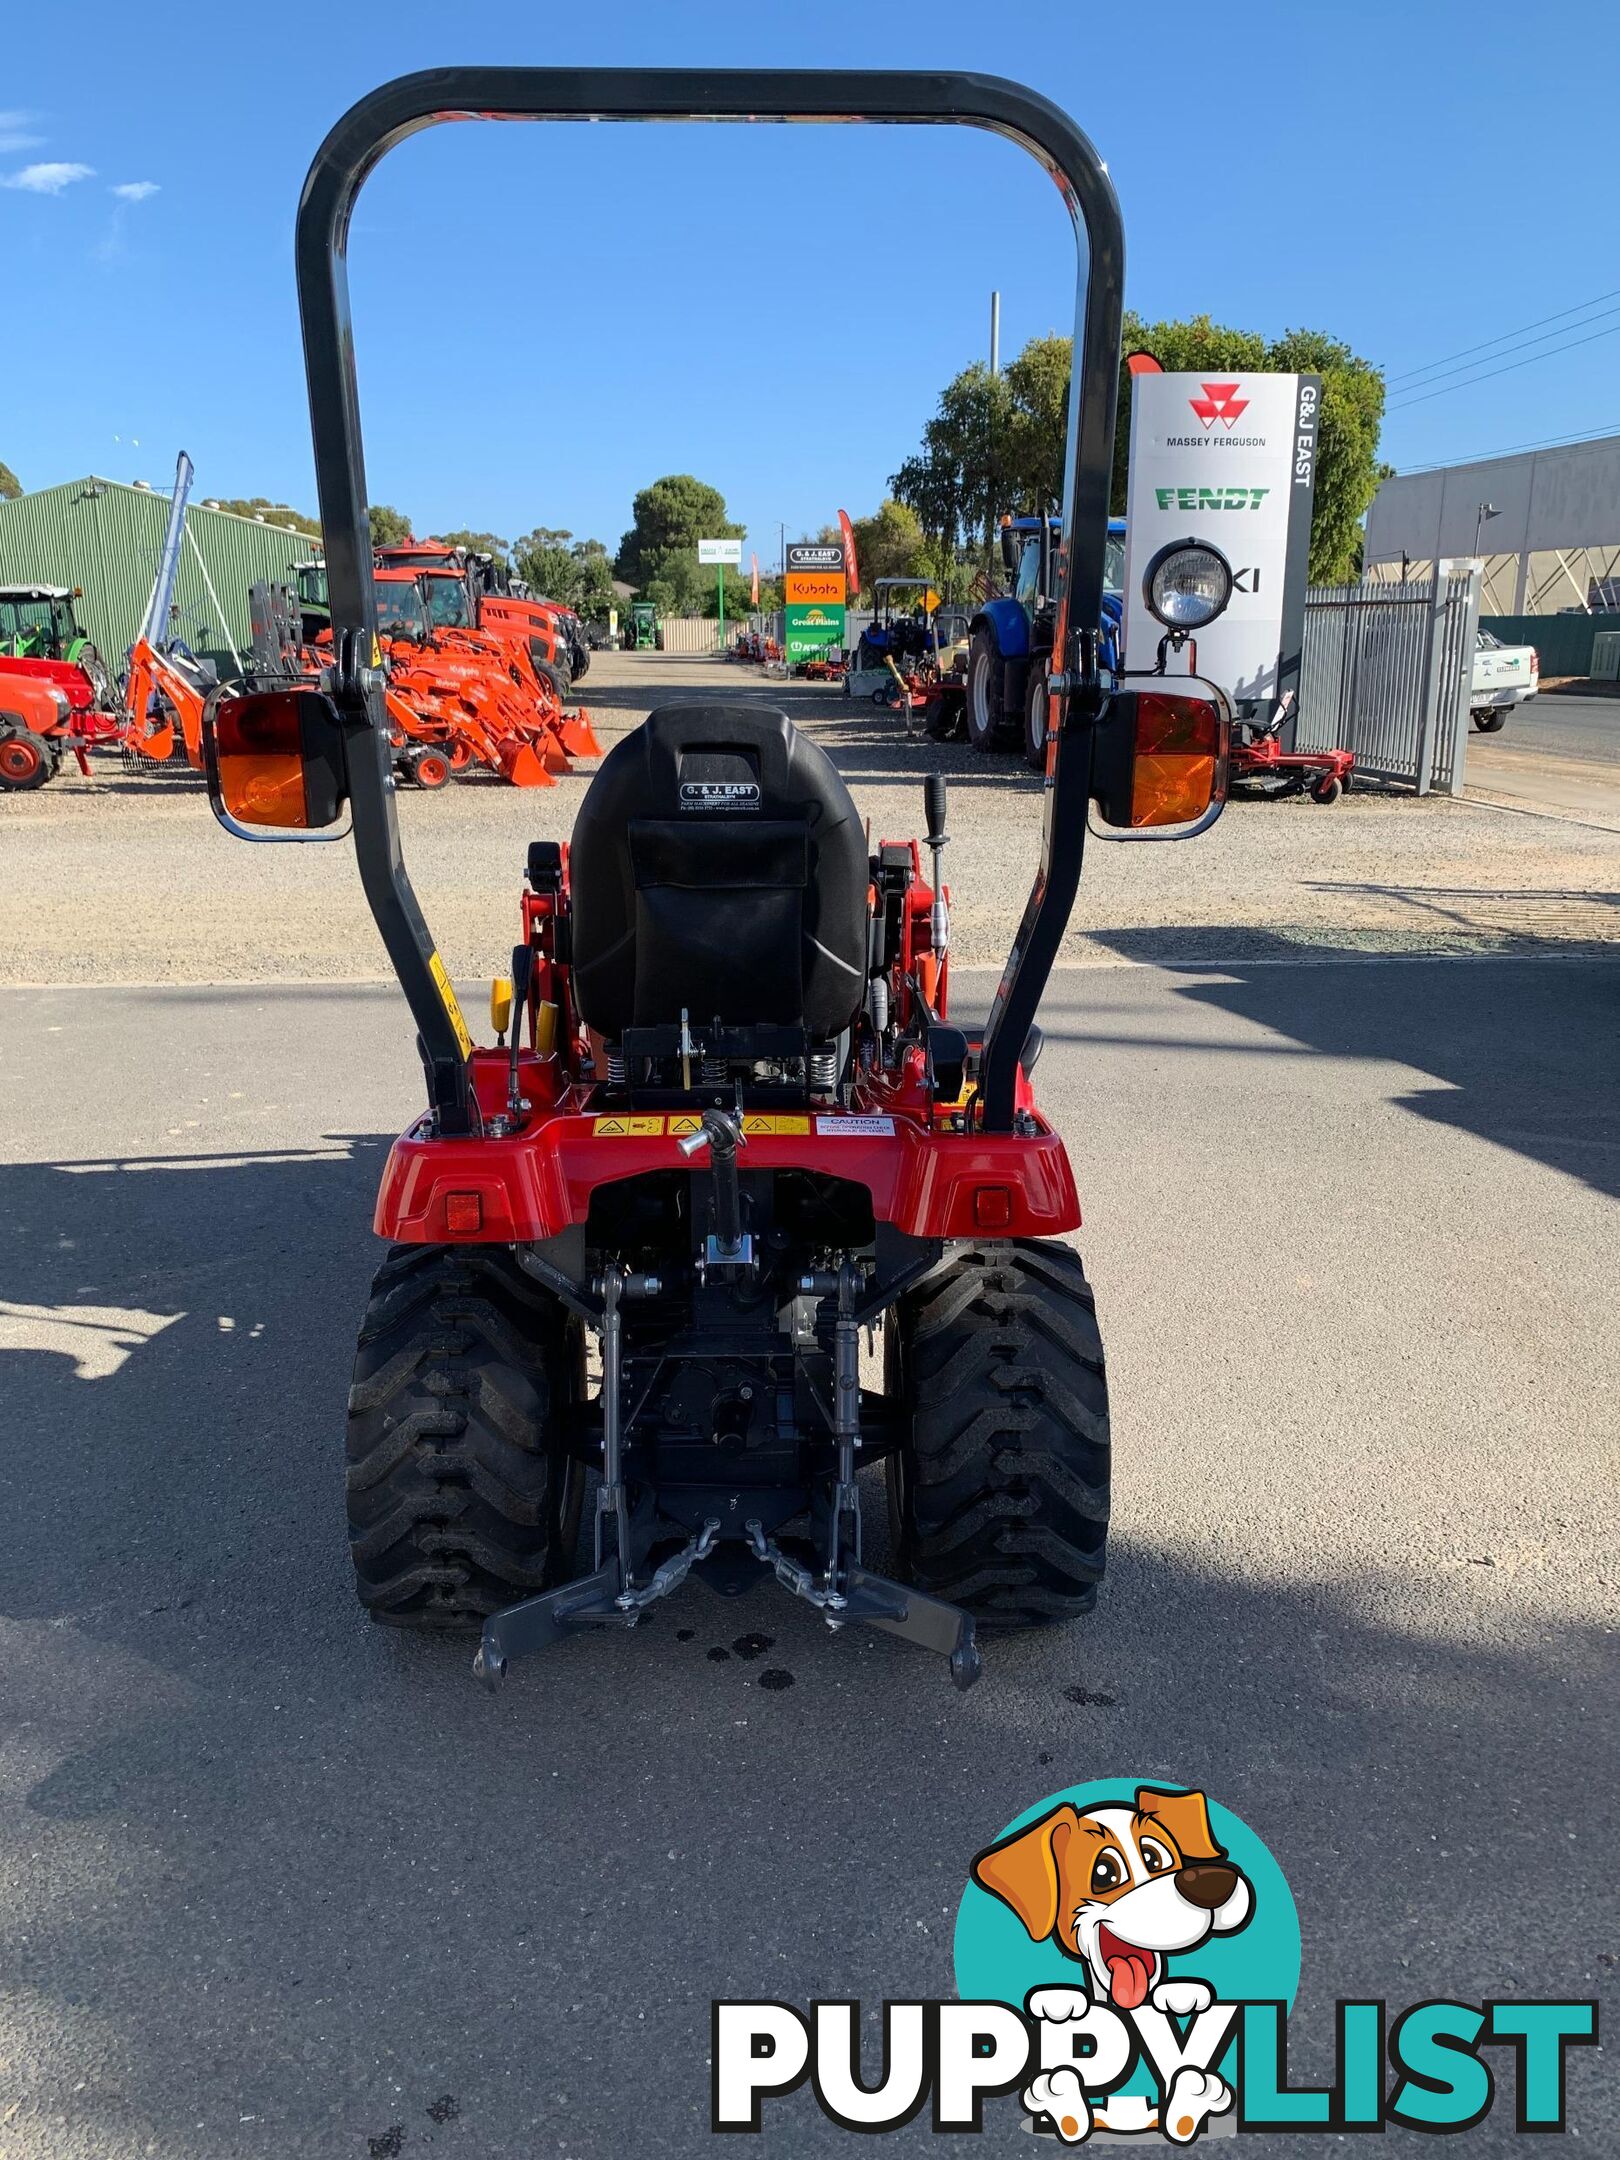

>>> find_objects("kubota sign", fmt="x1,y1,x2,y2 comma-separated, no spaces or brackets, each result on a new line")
785,571,847,605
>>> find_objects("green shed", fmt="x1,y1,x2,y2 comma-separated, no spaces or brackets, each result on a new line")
0,475,321,679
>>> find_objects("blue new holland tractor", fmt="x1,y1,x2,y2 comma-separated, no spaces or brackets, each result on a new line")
965,515,1126,768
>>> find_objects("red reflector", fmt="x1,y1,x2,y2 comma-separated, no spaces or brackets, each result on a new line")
973,1185,1014,1230
445,1191,483,1235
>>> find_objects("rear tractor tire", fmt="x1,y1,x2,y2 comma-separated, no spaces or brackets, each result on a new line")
345,1245,583,1629
531,650,570,707
887,1239,1110,1628
965,628,1005,753
1023,669,1052,771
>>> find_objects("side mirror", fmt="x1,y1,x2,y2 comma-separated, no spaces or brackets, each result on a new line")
202,684,350,841
1089,681,1230,839
999,521,1019,575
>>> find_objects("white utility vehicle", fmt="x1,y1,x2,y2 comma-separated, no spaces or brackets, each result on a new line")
1471,628,1539,731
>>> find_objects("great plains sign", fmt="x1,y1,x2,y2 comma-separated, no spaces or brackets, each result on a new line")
1122,372,1319,723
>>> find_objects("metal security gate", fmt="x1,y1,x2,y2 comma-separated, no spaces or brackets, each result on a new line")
1296,563,1482,794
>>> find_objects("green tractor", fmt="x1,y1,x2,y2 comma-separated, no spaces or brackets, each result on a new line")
0,584,116,711
627,599,658,651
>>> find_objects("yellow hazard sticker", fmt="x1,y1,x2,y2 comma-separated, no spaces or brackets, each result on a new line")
371,634,384,668
587,1112,813,1139
427,950,473,1060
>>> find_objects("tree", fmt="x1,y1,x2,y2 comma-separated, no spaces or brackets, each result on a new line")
638,546,707,618
211,495,322,539
615,475,743,587
849,499,928,592
572,551,618,621
0,460,21,501
368,503,412,547
1001,335,1077,513
438,527,510,563
899,316,1386,591
512,529,620,616
889,363,1013,580
1265,327,1387,584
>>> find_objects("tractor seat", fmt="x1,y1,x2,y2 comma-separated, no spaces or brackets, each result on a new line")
569,703,868,1040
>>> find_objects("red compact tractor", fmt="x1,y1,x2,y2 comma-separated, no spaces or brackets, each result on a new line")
0,584,126,788
201,67,1232,1691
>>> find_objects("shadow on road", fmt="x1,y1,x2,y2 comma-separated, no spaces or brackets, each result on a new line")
1080,926,1620,1199
1,1131,1614,2152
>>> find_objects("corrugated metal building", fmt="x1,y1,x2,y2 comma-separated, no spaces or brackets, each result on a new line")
1365,434,1620,616
0,476,320,677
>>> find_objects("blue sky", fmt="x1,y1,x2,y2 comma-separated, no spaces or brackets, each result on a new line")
3,0,1616,570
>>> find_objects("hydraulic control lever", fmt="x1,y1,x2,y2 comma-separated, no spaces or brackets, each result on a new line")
676,1106,749,1265
507,941,534,1120
923,773,949,958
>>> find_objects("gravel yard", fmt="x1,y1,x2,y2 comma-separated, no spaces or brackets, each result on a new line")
5,650,1619,987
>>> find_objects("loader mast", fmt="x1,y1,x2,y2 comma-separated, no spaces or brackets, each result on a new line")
136,451,196,653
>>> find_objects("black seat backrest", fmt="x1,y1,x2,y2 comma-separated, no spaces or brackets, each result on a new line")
569,704,867,1040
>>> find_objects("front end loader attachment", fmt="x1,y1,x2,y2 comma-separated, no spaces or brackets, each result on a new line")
496,733,558,788
555,706,602,760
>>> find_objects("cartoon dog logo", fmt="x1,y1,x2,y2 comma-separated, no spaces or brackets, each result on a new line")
971,1787,1252,2142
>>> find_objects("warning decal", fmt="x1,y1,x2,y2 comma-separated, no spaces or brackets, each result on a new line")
814,1115,896,1137
427,950,474,1061
588,1113,816,1139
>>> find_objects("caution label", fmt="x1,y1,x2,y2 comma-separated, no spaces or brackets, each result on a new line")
427,950,474,1061
815,1115,896,1137
588,1113,816,1139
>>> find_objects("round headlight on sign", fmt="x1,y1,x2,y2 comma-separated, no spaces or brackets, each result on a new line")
1143,540,1234,631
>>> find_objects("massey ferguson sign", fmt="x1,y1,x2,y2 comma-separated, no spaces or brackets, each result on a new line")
1123,372,1319,723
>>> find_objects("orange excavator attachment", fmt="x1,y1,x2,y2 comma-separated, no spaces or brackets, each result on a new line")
122,638,199,765
135,715,177,762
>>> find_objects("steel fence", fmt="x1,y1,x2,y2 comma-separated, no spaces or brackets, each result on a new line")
655,617,734,655
1296,563,1481,794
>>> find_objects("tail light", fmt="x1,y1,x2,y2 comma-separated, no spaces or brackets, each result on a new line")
203,685,349,838
1091,683,1230,834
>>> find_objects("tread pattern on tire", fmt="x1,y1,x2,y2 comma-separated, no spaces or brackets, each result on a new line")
345,1245,573,1628
891,1239,1109,1628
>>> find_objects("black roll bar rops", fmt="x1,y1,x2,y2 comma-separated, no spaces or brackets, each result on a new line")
294,69,1124,1135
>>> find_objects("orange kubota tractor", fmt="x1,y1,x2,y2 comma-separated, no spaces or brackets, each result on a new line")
392,561,601,765
376,540,594,715
247,572,560,791
370,569,563,787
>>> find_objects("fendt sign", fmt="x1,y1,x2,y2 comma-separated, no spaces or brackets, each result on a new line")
1123,372,1319,723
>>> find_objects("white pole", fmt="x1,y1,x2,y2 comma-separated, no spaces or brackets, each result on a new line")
185,525,245,677
990,290,1001,375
